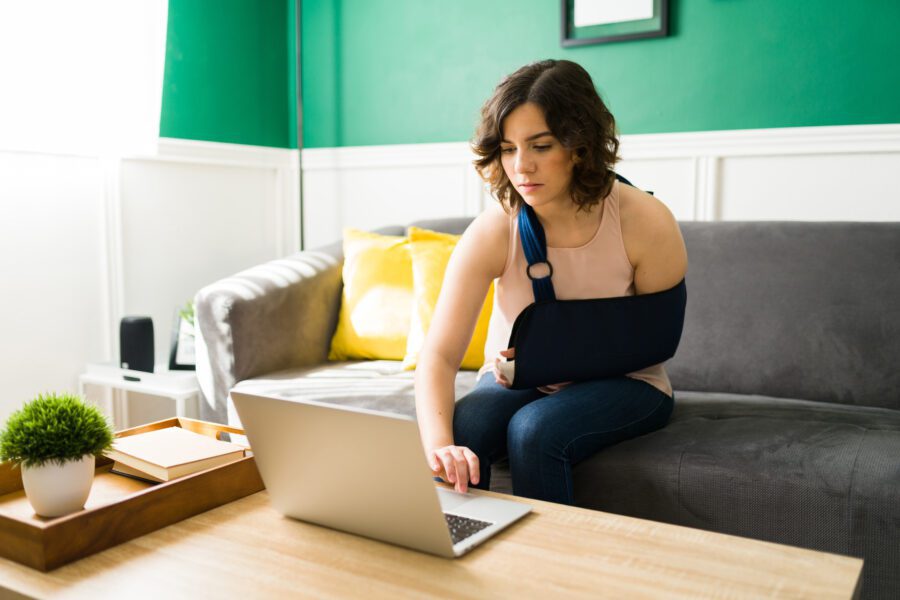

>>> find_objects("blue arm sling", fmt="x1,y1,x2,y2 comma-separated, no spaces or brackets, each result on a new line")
505,174,687,390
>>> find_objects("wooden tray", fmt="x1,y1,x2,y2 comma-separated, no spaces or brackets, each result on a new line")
0,417,265,571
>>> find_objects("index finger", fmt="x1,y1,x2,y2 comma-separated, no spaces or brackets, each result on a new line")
448,447,470,493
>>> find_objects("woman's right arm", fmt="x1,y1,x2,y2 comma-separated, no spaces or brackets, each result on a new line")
414,203,509,492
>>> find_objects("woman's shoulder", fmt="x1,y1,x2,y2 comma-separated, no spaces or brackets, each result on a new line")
455,201,511,279
617,181,685,276
618,181,672,221
463,201,510,242
618,182,679,241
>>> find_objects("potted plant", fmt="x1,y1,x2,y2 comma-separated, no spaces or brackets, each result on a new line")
0,392,113,517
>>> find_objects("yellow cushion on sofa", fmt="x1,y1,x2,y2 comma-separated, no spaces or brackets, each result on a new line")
402,226,493,371
328,229,413,361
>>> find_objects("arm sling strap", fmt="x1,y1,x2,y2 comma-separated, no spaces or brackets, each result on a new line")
504,174,687,390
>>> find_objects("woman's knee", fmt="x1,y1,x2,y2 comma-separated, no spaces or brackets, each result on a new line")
506,403,553,459
453,381,541,449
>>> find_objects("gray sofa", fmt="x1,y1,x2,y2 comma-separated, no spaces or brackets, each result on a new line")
195,219,900,599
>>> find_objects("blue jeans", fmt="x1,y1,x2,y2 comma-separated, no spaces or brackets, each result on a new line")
452,375,673,505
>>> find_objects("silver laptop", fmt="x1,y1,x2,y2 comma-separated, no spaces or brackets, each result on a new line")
231,391,532,557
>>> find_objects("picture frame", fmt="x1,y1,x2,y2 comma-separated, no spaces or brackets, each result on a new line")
168,304,196,371
561,0,669,47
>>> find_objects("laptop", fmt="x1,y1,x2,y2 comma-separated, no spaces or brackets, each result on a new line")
231,391,532,558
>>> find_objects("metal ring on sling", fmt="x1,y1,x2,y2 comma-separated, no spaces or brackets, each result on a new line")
526,261,554,281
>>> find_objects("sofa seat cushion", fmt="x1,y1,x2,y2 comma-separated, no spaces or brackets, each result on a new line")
669,390,900,430
570,391,900,595
229,360,479,425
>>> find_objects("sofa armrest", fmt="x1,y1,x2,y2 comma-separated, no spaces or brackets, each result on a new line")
194,241,344,423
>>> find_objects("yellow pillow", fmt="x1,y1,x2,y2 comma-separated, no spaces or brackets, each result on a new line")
403,227,494,371
328,229,413,361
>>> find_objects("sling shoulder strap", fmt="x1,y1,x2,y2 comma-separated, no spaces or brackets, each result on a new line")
517,173,635,302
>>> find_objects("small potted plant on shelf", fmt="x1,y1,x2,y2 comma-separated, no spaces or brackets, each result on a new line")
0,392,114,517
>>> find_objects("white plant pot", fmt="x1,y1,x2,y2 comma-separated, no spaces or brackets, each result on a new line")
21,454,95,517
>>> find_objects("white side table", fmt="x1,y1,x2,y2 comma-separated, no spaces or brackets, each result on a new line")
78,363,200,430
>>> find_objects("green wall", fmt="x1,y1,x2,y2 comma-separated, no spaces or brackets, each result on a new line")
160,0,292,148
161,0,900,149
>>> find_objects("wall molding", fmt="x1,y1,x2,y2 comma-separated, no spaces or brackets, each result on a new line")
301,141,475,170
155,138,298,170
296,123,900,237
152,138,300,256
618,124,900,159
9,123,899,167
84,139,302,361
100,156,124,359
299,123,900,167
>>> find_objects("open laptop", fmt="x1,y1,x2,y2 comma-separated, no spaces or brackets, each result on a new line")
231,391,532,558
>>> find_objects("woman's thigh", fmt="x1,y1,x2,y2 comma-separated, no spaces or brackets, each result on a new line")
507,377,673,466
452,376,544,459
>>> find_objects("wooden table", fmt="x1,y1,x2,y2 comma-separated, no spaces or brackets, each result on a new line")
0,488,862,599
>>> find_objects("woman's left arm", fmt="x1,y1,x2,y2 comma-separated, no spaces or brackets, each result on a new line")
619,187,688,294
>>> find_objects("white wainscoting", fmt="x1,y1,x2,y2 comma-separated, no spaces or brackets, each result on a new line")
301,124,900,246
1,123,898,423
301,142,486,248
0,141,299,424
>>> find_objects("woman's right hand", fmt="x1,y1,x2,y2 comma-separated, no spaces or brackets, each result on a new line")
428,445,480,493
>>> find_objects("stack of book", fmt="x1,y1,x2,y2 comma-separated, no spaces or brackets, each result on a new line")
106,427,245,483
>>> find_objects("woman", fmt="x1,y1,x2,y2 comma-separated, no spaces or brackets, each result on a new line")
414,59,687,505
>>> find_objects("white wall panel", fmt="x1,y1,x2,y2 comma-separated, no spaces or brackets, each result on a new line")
719,153,900,221
118,159,284,366
338,165,469,228
300,125,900,247
616,158,696,220
301,142,489,248
302,168,343,249
0,140,298,425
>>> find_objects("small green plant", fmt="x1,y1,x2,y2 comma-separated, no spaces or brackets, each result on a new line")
178,300,195,331
0,393,114,468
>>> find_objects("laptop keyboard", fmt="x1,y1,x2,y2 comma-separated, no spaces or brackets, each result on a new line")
444,513,493,544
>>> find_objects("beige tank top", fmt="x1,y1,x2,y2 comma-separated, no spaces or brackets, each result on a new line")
480,180,673,397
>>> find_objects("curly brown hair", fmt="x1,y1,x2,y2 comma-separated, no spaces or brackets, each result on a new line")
472,60,620,213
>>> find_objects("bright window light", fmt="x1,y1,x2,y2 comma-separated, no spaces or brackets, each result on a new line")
0,1,168,156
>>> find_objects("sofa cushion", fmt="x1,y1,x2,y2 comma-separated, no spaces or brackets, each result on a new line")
403,226,494,372
669,222,900,411
230,360,513,493
328,230,414,362
571,390,900,597
230,360,479,425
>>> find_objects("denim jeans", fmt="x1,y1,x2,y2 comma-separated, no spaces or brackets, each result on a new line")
452,375,673,505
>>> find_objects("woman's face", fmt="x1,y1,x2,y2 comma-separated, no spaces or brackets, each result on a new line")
499,102,576,211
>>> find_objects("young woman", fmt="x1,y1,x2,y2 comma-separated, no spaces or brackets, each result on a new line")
414,59,687,505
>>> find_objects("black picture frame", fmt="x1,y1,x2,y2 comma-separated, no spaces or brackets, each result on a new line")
168,308,196,371
561,0,669,47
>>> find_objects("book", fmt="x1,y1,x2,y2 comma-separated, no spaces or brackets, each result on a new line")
106,427,245,482
111,460,165,483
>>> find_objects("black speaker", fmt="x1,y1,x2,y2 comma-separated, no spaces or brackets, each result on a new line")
120,316,154,373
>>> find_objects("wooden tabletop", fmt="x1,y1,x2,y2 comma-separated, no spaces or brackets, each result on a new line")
0,488,862,599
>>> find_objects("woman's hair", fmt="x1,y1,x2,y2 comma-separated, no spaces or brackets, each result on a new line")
472,59,620,213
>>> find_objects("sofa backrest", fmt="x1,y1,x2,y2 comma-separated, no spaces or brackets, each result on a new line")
669,222,900,410
409,218,900,410
408,217,473,236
